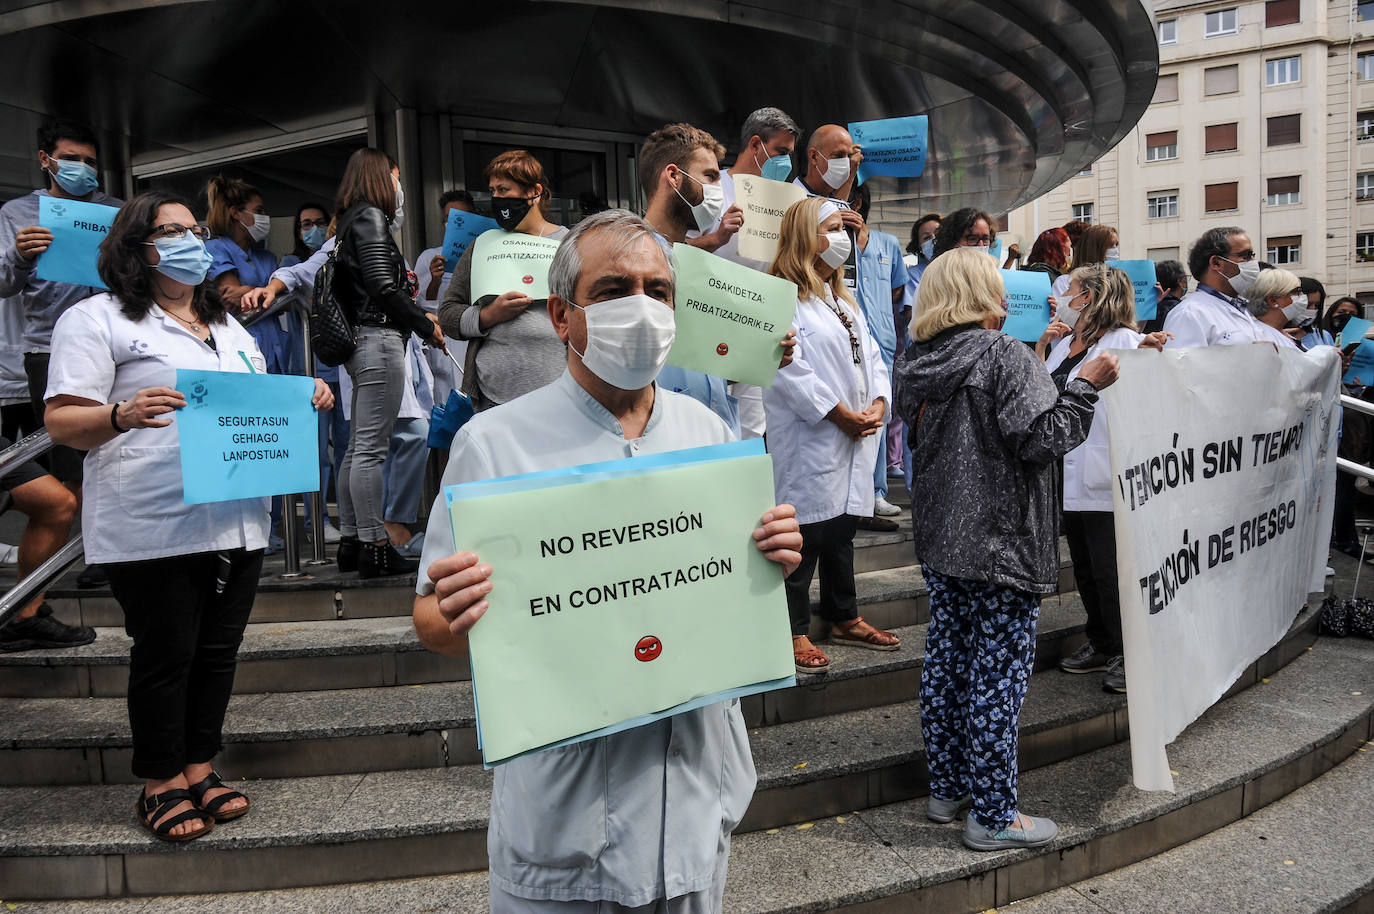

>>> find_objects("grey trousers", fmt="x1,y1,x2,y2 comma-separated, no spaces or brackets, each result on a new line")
339,326,405,542
488,852,729,913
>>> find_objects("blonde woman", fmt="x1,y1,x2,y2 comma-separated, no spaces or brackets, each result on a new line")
764,196,901,675
1242,267,1306,350
1038,265,1168,694
894,248,1118,851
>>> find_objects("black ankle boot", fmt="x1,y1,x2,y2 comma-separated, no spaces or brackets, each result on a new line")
336,536,360,573
359,542,419,579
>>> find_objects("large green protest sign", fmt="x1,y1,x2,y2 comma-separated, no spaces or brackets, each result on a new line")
448,441,795,766
666,243,798,388
469,229,562,300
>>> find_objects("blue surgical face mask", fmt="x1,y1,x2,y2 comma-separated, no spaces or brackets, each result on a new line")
920,238,936,262
47,158,99,197
301,225,326,251
145,234,213,286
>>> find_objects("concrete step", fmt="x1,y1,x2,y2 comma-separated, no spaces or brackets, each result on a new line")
0,596,1101,785
1006,737,1374,914
38,514,953,629
2,632,1366,903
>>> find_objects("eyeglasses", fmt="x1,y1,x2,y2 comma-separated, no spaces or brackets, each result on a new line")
961,235,992,246
299,217,329,229
1228,249,1256,262
148,224,213,242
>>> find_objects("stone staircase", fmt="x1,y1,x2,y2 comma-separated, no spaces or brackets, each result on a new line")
0,494,1370,911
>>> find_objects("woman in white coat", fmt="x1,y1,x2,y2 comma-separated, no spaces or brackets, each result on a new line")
1037,263,1168,693
765,196,901,675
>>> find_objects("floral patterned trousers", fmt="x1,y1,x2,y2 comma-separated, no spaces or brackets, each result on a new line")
920,568,1040,830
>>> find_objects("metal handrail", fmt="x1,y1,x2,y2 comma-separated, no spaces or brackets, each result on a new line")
0,535,84,629
0,429,53,480
1341,395,1374,481
1342,393,1374,418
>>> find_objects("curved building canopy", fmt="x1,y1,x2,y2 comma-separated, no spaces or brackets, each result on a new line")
0,0,1157,232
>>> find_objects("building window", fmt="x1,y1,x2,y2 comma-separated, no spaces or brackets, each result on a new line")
1205,8,1238,37
1266,114,1301,146
1077,166,1093,176
1267,236,1301,265
1266,176,1301,206
1359,52,1374,81
1147,246,1181,263
1358,172,1374,200
1146,131,1179,161
1205,122,1239,154
1359,234,1374,262
1154,74,1179,104
1359,1,1374,23
1205,182,1240,213
1266,0,1300,26
1204,64,1240,96
1072,202,1094,224
1148,192,1179,219
1159,18,1178,44
1359,111,1374,141
1266,56,1301,86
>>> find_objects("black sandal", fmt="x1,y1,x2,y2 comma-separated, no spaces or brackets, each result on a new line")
187,771,251,822
136,787,213,842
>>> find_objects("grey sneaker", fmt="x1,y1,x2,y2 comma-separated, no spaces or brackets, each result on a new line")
963,812,1059,851
1103,655,1126,693
1059,641,1110,674
0,604,96,652
927,793,972,823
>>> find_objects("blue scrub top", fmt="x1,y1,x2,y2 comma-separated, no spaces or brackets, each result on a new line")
205,237,304,375
854,229,905,362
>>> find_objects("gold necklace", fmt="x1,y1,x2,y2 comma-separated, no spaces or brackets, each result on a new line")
163,306,203,334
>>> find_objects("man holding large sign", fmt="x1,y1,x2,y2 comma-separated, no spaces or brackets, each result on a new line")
0,119,123,490
413,210,803,912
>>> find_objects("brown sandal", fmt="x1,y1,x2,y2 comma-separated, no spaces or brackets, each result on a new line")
793,636,830,674
828,616,901,651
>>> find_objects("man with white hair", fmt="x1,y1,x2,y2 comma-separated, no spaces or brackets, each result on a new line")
412,209,803,913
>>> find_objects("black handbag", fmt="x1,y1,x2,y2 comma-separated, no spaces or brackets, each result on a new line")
310,211,360,367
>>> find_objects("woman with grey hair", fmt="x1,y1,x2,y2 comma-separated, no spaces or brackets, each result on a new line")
894,248,1119,851
1244,267,1305,350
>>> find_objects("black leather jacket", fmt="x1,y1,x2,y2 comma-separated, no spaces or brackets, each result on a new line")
333,203,432,338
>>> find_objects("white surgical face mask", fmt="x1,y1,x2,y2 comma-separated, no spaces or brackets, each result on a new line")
1104,246,1121,261
242,212,270,244
1221,257,1260,296
819,230,852,269
674,171,724,232
1281,296,1308,323
820,155,850,190
569,293,677,390
1055,292,1085,330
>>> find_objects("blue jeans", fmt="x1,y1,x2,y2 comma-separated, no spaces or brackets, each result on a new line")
382,417,429,524
920,568,1039,830
307,379,349,532
339,327,405,542
873,352,894,501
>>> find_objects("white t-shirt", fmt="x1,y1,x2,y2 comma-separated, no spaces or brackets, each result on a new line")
45,294,271,563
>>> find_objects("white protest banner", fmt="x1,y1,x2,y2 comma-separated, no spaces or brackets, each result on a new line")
734,174,806,265
1102,345,1339,791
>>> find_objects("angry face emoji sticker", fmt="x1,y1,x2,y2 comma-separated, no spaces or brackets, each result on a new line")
635,635,663,662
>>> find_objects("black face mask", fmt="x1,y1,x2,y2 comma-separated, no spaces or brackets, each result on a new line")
491,195,534,231
1332,314,1353,334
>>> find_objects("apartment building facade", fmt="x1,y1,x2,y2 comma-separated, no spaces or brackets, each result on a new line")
1007,0,1374,301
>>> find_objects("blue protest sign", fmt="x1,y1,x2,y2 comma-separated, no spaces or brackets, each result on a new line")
847,116,929,185
988,238,1004,264
442,210,501,271
1107,259,1159,321
1339,316,1374,348
1344,339,1374,385
35,197,118,289
175,369,319,504
1000,269,1052,342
